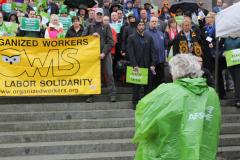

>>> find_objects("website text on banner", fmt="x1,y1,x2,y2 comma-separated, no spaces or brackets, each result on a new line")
0,36,101,96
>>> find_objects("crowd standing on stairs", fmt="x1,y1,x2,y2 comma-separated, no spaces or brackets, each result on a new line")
0,0,239,105
0,0,239,159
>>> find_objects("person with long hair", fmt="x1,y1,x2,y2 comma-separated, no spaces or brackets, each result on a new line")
165,18,179,55
159,6,171,22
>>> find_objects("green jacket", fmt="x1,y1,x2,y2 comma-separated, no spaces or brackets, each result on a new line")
0,22,11,35
133,78,221,160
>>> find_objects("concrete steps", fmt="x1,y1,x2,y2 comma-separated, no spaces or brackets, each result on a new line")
0,128,134,144
0,90,239,159
0,151,135,160
0,118,135,132
0,139,135,157
0,102,133,112
0,109,135,122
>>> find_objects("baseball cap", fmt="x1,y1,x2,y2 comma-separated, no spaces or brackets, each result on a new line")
95,8,104,15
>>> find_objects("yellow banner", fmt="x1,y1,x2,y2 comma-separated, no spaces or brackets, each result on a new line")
0,36,101,96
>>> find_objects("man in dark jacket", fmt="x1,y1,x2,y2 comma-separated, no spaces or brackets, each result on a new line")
85,8,116,103
224,37,240,107
121,14,136,58
145,17,166,90
127,20,155,109
65,16,84,38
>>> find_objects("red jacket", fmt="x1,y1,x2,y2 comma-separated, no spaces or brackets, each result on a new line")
111,28,117,55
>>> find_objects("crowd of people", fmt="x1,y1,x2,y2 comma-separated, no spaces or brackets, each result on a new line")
0,0,239,108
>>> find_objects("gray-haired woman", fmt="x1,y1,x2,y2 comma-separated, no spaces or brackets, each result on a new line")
133,54,221,160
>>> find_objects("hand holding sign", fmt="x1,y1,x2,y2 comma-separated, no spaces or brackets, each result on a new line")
126,66,148,85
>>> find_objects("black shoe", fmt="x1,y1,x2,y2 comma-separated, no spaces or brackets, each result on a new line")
132,104,136,110
86,96,94,103
110,96,116,102
235,101,240,108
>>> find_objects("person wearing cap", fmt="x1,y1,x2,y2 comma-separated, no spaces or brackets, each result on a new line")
59,5,69,18
127,20,155,110
85,8,116,103
121,14,136,57
124,0,134,15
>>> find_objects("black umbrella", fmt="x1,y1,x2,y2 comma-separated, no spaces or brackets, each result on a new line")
64,0,97,9
170,0,199,13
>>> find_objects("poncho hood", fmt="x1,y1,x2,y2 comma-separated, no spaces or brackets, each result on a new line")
174,77,208,95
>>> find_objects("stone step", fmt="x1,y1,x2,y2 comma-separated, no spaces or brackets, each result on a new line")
0,128,239,149
0,94,133,104
0,128,135,144
102,87,132,94
0,102,133,112
0,119,238,133
0,151,135,160
0,111,237,122
221,99,236,106
0,102,238,114
218,146,240,160
221,106,240,114
0,109,134,122
0,95,235,105
220,134,240,147
0,118,135,132
0,139,135,157
221,123,240,134
222,114,240,123
0,141,239,159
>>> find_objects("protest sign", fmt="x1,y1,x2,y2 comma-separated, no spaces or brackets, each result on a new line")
224,49,240,67
2,3,12,13
175,16,184,25
69,11,77,17
126,66,148,85
12,2,27,12
0,36,101,96
59,17,72,32
20,17,40,31
4,22,18,36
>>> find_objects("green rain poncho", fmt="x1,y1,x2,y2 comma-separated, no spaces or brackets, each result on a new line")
133,78,221,160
